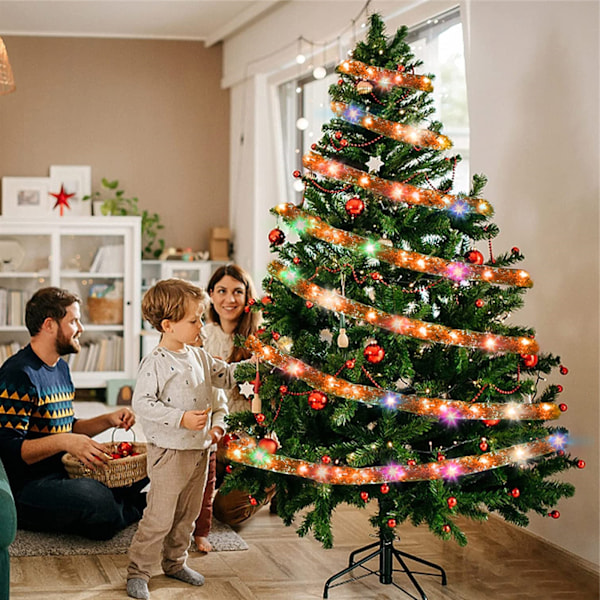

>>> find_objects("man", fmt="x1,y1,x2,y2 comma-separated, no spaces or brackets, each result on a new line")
0,287,147,540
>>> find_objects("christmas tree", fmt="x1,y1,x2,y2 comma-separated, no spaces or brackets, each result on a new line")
224,14,582,553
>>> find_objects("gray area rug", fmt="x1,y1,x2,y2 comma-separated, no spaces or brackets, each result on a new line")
9,519,248,556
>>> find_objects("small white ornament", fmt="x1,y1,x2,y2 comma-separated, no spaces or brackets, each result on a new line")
239,380,255,398
319,328,333,344
337,328,349,348
366,155,384,173
364,286,376,302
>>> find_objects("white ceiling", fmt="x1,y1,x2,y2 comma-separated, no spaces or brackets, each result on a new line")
0,0,283,46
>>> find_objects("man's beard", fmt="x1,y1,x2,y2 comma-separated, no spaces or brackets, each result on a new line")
55,328,81,356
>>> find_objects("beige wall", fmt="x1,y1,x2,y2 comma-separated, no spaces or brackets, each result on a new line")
0,36,229,254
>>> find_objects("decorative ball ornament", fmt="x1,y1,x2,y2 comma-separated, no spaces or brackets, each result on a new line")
407,459,417,466
364,342,385,364
447,496,457,509
225,464,233,474
249,496,258,507
557,385,563,393
511,247,520,254
293,170,301,178
483,419,500,427
261,296,273,305
345,359,356,369
305,301,314,309
559,403,568,412
117,441,133,457
293,256,301,264
268,228,285,246
345,197,365,217
222,433,239,447
479,439,489,452
475,299,485,308
442,524,451,534
577,460,586,469
356,80,373,94
559,365,569,375
308,390,328,410
510,488,520,498
380,483,390,494
521,354,538,368
258,438,278,454
465,250,484,265
549,510,560,519
437,453,445,462
387,518,397,528
279,385,288,395
255,413,266,424
360,491,369,502
334,131,343,140
321,455,331,464
272,332,281,341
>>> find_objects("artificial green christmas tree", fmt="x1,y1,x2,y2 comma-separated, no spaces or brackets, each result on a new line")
223,14,583,595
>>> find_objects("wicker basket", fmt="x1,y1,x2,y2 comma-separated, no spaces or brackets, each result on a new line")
87,297,123,325
62,429,147,488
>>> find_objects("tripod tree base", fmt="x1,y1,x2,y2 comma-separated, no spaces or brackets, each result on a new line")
323,536,447,599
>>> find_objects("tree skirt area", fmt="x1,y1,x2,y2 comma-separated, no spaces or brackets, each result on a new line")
9,519,248,557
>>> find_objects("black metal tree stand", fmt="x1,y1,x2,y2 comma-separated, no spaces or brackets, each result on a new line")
323,530,447,599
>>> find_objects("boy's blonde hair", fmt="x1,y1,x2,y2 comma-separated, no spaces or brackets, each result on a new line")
142,278,208,332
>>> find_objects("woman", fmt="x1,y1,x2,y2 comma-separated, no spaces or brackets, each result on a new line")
193,264,267,552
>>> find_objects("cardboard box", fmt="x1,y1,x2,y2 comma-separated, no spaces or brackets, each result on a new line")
210,227,231,261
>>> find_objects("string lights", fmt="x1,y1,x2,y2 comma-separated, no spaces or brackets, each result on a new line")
274,203,533,288
302,151,494,217
268,260,538,354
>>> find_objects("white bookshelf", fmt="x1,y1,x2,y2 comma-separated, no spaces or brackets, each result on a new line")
0,216,141,388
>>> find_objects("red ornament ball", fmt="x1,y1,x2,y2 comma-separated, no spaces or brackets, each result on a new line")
244,306,250,313
557,385,563,393
255,413,266,424
465,250,484,265
387,518,397,528
268,228,285,246
511,247,520,254
549,510,560,519
363,342,385,364
272,331,281,341
407,459,417,466
334,131,343,140
225,464,233,474
305,301,314,309
249,496,258,507
559,403,568,412
293,256,300,264
261,296,273,305
447,496,457,509
258,438,278,455
222,433,239,447
338,78,344,85
479,440,489,452
380,483,390,494
437,453,445,461
321,455,331,464
483,419,500,427
345,359,356,369
559,365,569,375
521,354,538,368
510,488,520,498
442,524,451,534
308,390,328,410
345,197,365,217
279,385,288,395
360,491,369,502
117,442,133,457
577,460,586,469
311,143,317,150
340,139,349,147
111,452,122,460
475,299,485,308
293,170,301,178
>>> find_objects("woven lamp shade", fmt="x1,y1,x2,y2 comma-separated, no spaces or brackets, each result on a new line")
0,37,16,96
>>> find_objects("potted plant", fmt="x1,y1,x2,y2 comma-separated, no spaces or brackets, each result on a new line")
84,178,165,259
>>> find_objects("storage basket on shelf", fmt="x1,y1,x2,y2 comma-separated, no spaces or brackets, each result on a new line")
87,296,123,325
61,429,147,488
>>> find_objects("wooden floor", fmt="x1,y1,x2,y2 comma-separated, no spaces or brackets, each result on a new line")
9,503,599,600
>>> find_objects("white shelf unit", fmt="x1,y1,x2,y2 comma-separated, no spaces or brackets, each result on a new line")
140,259,227,356
0,217,141,388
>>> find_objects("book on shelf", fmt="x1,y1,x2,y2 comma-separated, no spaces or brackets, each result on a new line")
90,245,124,273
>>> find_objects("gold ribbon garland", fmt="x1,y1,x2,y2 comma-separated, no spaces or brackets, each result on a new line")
338,59,434,93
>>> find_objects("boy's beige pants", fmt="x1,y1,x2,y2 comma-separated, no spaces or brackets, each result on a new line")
127,444,209,581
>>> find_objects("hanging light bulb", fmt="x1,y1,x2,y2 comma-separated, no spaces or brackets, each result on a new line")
313,66,327,80
296,117,309,130
296,53,306,64
293,180,304,192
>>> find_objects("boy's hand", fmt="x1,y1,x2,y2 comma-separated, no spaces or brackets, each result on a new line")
209,427,225,445
181,409,210,431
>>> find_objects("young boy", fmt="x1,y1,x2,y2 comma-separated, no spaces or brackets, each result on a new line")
126,278,245,600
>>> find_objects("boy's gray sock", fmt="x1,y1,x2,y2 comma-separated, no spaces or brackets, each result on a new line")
165,565,205,586
127,578,150,600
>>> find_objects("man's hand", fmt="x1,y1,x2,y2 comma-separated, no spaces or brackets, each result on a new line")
64,434,111,470
106,407,135,430
181,409,210,431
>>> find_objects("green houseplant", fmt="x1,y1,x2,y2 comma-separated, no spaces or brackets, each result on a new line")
84,178,165,259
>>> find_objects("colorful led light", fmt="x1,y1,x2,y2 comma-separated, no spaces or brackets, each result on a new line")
338,59,434,93
244,336,557,421
274,204,532,288
225,436,559,484
331,101,452,150
303,151,493,216
269,260,538,354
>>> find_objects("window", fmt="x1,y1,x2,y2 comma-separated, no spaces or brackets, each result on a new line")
278,7,469,202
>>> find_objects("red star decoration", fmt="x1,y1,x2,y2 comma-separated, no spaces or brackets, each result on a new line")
50,184,76,216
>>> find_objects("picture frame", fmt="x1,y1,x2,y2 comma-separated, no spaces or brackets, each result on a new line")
49,165,92,217
1,176,52,217
105,378,136,407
